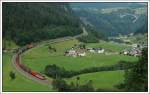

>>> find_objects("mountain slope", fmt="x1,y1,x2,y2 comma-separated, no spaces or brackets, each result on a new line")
134,21,148,34
3,3,82,46
72,3,148,37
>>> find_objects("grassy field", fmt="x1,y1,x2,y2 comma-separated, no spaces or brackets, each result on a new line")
2,52,53,92
8,39,138,91
67,70,125,91
87,40,130,52
22,39,138,72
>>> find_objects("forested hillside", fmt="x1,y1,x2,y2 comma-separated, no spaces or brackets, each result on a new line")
77,25,107,43
3,3,82,46
72,4,148,36
134,21,148,34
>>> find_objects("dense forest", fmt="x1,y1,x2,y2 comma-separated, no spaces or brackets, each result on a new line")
3,3,148,46
3,3,83,46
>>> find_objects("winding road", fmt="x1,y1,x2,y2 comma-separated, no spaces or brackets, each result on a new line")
12,27,88,87
119,13,138,23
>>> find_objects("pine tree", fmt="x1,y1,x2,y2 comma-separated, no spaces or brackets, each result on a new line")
124,48,148,91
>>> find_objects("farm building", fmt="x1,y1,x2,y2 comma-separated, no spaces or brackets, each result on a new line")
129,48,142,57
65,49,86,57
121,48,142,57
76,49,86,56
87,48,105,53
65,50,77,57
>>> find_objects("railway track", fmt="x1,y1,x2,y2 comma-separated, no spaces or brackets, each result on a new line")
12,48,52,86
11,27,88,87
11,37,77,87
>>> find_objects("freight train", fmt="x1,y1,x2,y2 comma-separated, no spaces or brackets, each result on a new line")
15,44,46,80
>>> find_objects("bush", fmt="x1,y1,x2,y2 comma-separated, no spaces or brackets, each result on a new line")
52,78,70,91
52,78,95,92
115,83,125,89
9,71,16,80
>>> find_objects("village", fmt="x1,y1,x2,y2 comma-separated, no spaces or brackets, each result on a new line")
64,44,105,57
121,43,147,57
64,43,146,58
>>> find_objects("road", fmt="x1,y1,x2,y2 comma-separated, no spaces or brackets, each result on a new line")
120,13,138,23
12,27,88,87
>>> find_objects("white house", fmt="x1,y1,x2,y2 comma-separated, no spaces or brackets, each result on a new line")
88,48,105,54
122,50,129,55
65,49,86,57
88,48,95,53
78,52,86,56
76,49,86,56
97,49,105,53
65,50,77,57
123,51,128,55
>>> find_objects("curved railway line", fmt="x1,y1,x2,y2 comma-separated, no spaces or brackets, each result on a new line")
11,27,88,87
12,45,52,86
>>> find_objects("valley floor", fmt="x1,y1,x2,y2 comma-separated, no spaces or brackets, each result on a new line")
3,38,138,91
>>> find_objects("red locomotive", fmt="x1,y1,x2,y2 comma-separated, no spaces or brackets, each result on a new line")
15,54,46,80
30,71,46,80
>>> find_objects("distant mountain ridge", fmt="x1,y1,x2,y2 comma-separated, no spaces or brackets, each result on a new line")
72,3,148,36
71,3,147,9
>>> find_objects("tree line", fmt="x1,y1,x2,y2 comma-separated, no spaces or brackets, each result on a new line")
52,77,117,92
44,61,135,79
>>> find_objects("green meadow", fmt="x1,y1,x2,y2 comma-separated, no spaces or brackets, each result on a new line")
22,39,138,72
67,70,125,91
2,52,53,92
87,40,130,52
3,39,139,91
21,39,138,91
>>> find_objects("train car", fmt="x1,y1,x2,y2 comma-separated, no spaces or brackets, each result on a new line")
16,55,20,66
15,50,46,80
19,63,31,73
27,44,34,49
15,55,31,73
30,71,46,80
